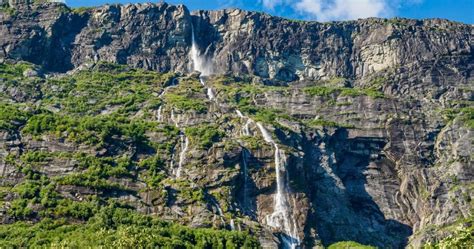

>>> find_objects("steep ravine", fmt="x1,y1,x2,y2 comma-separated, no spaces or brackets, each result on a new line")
0,1,473,248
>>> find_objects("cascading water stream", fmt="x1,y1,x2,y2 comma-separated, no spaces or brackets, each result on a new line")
191,26,235,229
191,26,299,246
256,122,300,249
175,135,189,178
170,109,189,178
157,105,163,122
191,26,215,101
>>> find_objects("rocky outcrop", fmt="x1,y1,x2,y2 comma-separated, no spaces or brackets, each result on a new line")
1,2,472,81
0,2,472,249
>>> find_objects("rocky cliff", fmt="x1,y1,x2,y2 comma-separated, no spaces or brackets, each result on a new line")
0,1,473,248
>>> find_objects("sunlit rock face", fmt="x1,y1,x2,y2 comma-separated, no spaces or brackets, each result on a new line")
0,2,473,248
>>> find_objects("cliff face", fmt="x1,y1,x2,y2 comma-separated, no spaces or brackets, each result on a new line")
0,2,473,248
2,2,472,81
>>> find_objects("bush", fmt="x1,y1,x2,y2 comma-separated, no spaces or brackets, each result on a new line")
185,124,224,149
22,112,154,148
164,93,208,113
0,205,260,248
304,86,337,97
328,241,376,249
0,104,30,131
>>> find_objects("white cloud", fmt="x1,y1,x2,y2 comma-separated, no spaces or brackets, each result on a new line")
261,0,289,10
260,0,423,21
295,0,387,21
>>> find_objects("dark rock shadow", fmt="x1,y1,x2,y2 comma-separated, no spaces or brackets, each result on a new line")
303,128,412,248
236,147,261,220
11,9,89,72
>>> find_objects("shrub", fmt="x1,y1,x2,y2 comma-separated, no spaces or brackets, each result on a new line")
328,241,376,249
0,104,30,131
164,93,208,113
304,86,337,97
185,124,224,149
0,205,261,248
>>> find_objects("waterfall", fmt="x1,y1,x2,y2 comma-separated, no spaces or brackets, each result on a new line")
230,219,236,231
210,198,227,228
175,135,189,178
170,109,178,127
157,105,163,122
170,109,189,178
236,110,244,118
190,28,298,244
256,122,300,249
243,120,252,136
236,110,253,136
190,27,215,101
190,26,212,76
207,87,215,100
191,26,232,228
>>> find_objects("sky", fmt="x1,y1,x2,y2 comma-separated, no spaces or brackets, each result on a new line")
67,0,474,24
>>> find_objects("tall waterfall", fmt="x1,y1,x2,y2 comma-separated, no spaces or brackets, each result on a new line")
190,27,215,101
191,27,299,244
191,26,233,229
256,123,300,249
190,27,212,76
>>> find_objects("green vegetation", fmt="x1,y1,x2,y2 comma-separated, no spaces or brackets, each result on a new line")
241,136,264,150
328,241,377,249
40,62,172,115
22,112,153,148
0,61,264,247
0,5,16,16
0,103,30,131
185,124,224,149
138,155,166,188
163,78,208,113
164,93,207,113
306,118,355,129
423,216,474,249
0,203,259,248
304,86,384,99
169,179,206,203
0,62,34,80
72,6,94,15
441,106,474,129
304,86,338,97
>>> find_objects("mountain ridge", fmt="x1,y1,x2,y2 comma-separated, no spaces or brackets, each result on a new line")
0,1,473,248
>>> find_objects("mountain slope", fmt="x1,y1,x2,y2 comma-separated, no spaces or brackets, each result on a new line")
0,1,473,248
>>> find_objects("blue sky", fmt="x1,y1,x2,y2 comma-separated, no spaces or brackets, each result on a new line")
67,0,474,24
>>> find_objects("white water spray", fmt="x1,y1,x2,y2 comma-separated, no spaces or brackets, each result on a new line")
230,219,236,230
256,122,300,249
190,27,216,101
236,110,253,136
190,27,212,76
176,135,189,178
170,109,179,128
236,110,244,118
157,106,163,122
